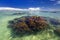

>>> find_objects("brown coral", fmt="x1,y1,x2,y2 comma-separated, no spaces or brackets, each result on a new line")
8,16,48,33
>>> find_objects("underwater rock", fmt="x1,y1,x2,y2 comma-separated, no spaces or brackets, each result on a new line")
54,28,60,36
49,18,60,25
12,12,25,15
8,16,49,33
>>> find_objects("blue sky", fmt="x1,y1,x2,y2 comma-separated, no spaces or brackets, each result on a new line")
0,0,60,10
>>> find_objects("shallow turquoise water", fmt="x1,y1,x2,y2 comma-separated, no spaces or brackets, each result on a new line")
0,12,60,40
29,12,60,19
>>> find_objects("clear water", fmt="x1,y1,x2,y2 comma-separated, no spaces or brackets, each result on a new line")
0,11,60,40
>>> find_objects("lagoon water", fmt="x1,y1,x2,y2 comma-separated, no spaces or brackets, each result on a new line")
0,11,60,40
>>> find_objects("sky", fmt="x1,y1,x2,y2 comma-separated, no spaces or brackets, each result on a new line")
0,0,60,10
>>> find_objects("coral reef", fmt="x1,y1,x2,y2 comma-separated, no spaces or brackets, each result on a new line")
8,16,49,33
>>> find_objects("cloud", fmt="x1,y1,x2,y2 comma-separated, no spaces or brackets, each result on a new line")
54,1,60,6
0,7,24,11
57,1,60,4
0,7,41,11
28,8,40,11
0,7,59,11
